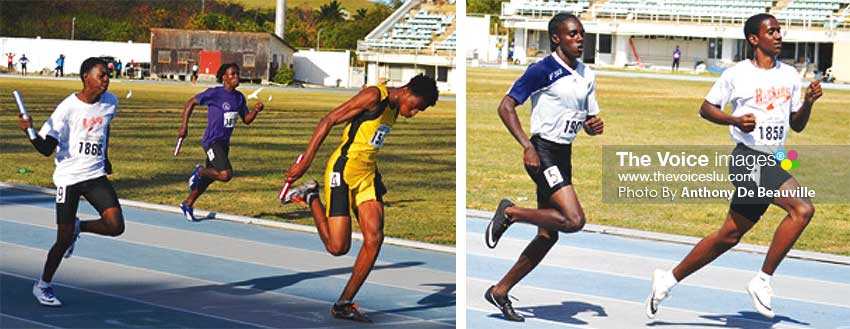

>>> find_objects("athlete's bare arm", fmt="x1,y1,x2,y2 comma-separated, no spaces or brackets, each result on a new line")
497,95,539,172
699,100,756,133
241,102,264,124
790,80,822,132
177,97,199,139
285,87,381,182
584,116,604,135
17,114,58,157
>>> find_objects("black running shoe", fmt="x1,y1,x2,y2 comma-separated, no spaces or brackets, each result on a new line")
485,199,514,248
485,285,524,322
332,300,372,323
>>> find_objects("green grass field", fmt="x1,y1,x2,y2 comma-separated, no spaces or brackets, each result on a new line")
226,0,378,10
1,78,455,245
467,67,850,255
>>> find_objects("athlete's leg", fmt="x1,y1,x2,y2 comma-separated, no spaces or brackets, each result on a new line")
492,226,558,297
493,186,584,296
762,178,814,275
41,223,76,283
672,210,755,281
199,167,233,182
504,185,586,233
79,207,124,237
306,196,352,256
338,200,383,302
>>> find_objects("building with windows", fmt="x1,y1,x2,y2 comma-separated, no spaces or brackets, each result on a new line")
357,0,457,92
150,28,296,83
498,0,850,81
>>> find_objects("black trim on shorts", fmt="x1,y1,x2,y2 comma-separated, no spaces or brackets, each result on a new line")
374,170,387,203
56,176,120,224
204,142,232,171
328,155,352,217
728,143,794,222
525,135,573,207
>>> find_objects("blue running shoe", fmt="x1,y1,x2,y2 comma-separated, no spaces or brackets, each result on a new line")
180,203,197,222
188,164,202,191
63,217,81,258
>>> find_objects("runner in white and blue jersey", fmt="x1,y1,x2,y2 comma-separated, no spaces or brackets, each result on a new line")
483,13,605,322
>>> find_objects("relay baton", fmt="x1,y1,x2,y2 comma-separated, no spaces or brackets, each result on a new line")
173,137,184,156
278,154,305,201
12,91,37,140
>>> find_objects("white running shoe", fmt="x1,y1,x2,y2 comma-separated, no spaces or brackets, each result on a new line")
747,275,775,318
32,283,62,307
63,217,81,258
646,269,672,319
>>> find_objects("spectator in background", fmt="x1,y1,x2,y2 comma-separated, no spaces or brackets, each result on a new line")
55,54,65,77
6,52,15,71
191,62,199,84
19,54,29,75
107,61,115,78
672,45,681,72
116,60,123,78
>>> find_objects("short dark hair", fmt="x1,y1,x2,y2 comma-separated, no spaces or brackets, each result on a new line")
79,57,107,82
406,74,439,109
216,63,240,83
548,13,580,51
744,13,775,45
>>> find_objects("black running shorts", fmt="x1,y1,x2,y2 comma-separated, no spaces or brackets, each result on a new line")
204,142,232,171
55,176,120,224
525,135,573,208
728,144,793,222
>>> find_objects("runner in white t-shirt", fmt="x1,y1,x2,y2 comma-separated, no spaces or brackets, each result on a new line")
17,57,126,307
482,13,605,322
646,14,823,320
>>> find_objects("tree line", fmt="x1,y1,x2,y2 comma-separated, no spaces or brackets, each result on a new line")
0,0,397,50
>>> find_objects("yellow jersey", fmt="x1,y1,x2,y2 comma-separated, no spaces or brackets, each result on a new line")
333,85,398,163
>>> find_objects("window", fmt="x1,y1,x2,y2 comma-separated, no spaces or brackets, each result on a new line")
389,65,402,82
157,50,172,64
177,51,192,64
599,34,612,54
243,53,256,68
437,66,448,82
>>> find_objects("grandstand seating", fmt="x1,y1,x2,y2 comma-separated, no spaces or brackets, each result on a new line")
361,7,456,52
500,0,850,28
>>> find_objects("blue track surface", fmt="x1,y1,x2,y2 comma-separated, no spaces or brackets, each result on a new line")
0,188,455,328
467,216,850,329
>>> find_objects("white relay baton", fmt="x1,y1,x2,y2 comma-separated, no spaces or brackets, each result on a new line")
13,90,37,140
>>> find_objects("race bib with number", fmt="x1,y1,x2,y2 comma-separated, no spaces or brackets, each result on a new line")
369,124,392,148
543,166,564,187
56,185,66,203
329,172,342,187
75,137,105,157
224,111,239,128
207,148,216,161
754,116,786,144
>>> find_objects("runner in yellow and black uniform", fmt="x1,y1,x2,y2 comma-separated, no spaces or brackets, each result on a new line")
282,74,439,323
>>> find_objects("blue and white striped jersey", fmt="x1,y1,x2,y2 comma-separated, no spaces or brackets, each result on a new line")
507,54,599,144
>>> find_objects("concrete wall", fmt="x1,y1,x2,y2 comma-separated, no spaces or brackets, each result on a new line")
464,15,492,60
832,41,850,83
293,49,352,87
0,37,150,74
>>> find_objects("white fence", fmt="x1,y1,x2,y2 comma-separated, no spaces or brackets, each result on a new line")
1,37,150,74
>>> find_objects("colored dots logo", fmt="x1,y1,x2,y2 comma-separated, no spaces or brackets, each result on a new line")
778,149,798,170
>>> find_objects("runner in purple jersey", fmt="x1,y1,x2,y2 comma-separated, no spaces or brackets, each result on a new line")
176,63,264,221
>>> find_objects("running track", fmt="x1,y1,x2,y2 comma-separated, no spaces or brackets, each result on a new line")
466,212,850,329
0,185,455,328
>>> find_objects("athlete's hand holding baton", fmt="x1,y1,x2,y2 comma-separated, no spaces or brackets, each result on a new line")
175,126,187,156
13,91,37,140
278,154,305,201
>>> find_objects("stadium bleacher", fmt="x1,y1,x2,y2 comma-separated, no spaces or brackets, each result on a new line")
501,0,849,28
361,6,456,52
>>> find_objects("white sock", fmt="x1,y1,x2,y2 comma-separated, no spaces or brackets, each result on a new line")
37,279,50,288
757,271,772,284
658,270,678,292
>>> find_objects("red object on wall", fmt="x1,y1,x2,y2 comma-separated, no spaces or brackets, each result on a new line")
199,50,221,75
